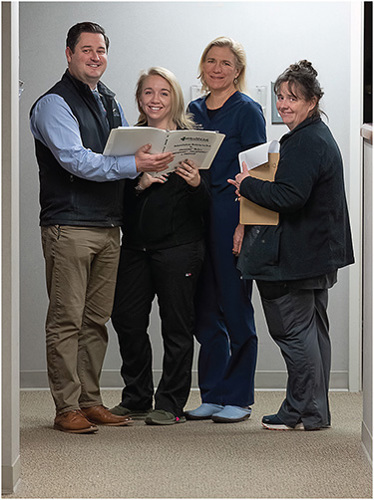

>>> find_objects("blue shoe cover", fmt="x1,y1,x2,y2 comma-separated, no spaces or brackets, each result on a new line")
212,405,252,423
185,403,224,419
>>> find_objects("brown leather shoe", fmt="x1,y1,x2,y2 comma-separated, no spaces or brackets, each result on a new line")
81,405,133,426
54,410,98,434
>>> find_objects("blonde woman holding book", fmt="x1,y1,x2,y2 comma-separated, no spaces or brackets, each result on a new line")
110,67,209,425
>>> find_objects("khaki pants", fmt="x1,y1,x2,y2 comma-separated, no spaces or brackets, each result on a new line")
41,225,120,414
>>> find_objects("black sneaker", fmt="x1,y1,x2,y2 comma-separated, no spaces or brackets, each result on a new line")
109,404,152,420
262,414,305,431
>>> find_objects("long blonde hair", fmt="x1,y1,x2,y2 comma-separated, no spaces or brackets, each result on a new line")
198,36,247,94
136,67,196,129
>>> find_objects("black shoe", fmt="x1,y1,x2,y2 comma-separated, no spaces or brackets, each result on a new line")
262,414,305,431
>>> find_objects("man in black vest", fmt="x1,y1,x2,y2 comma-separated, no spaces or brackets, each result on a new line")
30,22,173,434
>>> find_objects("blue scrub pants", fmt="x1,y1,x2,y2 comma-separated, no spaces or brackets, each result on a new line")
194,198,258,407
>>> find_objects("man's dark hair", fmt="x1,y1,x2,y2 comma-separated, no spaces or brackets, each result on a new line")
66,22,109,53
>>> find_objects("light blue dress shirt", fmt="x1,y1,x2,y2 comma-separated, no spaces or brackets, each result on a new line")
30,93,138,182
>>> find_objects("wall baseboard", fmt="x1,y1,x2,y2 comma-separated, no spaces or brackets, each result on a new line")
1,455,21,495
361,420,373,464
20,369,349,391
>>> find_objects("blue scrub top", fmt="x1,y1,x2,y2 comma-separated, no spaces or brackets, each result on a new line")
188,91,266,200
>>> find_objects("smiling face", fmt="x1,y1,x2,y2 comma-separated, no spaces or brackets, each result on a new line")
202,46,240,93
138,75,173,129
276,82,317,130
65,32,108,89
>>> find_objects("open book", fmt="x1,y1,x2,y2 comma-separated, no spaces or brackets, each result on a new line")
103,127,225,174
238,140,280,225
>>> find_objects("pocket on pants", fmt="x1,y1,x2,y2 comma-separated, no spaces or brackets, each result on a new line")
41,225,60,259
260,293,295,340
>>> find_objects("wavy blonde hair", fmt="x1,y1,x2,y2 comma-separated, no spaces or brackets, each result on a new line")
136,67,196,129
198,36,247,93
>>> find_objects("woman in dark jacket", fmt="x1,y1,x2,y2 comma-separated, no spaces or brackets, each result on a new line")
229,60,354,431
110,67,209,425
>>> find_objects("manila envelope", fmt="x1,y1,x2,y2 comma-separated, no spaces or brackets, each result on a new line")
239,152,280,225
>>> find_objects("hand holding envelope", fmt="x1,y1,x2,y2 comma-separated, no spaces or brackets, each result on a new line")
228,140,280,225
227,161,251,198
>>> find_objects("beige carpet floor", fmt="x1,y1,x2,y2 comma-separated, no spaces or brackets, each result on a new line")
5,390,372,499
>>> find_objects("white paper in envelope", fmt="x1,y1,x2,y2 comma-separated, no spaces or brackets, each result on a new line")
239,140,280,172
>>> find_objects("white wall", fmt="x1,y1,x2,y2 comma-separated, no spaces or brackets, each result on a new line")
19,1,355,390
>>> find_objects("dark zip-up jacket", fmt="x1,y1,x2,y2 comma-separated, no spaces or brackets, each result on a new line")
122,172,210,251
238,117,354,281
31,70,123,227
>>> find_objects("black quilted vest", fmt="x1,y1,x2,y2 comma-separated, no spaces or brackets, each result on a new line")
31,70,124,227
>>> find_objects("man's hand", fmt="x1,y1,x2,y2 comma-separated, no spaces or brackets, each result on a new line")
135,144,174,173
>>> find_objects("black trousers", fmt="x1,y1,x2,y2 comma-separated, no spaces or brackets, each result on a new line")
111,240,205,417
257,281,331,430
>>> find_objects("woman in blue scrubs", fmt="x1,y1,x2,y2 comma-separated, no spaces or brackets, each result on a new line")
185,37,266,423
